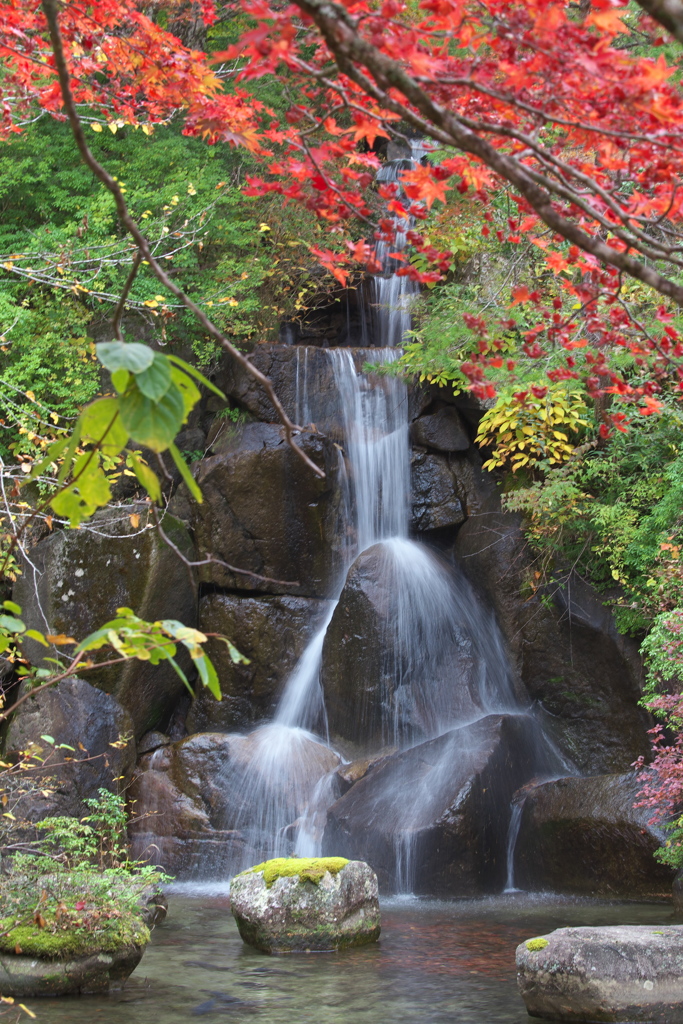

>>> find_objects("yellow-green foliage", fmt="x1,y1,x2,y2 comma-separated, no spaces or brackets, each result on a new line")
477,384,588,472
0,911,149,960
525,937,549,952
241,857,349,889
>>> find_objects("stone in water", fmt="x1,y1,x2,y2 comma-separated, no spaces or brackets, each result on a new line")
229,857,381,954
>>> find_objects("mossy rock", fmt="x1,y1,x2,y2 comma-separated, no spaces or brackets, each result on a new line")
238,857,349,889
230,858,380,954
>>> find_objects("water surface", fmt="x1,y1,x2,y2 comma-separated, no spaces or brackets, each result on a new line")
22,889,672,1024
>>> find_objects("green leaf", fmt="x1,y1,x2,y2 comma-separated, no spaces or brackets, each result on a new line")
25,629,49,646
170,366,201,419
80,398,129,455
0,614,25,632
164,653,192,694
3,600,22,616
135,353,172,402
40,735,55,745
168,441,202,503
195,653,221,700
74,627,112,653
96,341,154,374
119,381,185,452
56,419,84,485
111,368,130,394
127,452,162,503
167,355,226,399
215,636,250,665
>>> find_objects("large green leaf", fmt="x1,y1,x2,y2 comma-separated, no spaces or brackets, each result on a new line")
168,441,202,503
167,354,226,399
127,452,162,502
135,353,172,401
119,382,185,452
170,366,201,418
96,341,154,374
80,398,129,455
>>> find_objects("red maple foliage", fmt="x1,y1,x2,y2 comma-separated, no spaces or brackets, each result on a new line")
2,0,683,416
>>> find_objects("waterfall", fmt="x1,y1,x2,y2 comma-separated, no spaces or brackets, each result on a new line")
504,798,526,893
213,138,530,882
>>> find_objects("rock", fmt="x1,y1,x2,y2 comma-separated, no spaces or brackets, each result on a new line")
128,727,340,876
411,451,465,531
229,857,381,953
137,731,171,755
514,773,674,898
453,467,651,773
323,714,538,894
187,593,332,733
191,422,345,597
516,925,683,1022
321,541,490,749
335,749,397,794
5,678,136,821
0,943,145,997
674,870,683,918
410,403,470,452
13,504,197,738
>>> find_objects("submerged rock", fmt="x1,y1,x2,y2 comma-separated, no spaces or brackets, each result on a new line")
191,422,344,597
516,925,683,1022
229,857,380,953
187,593,332,733
514,773,674,898
13,504,197,738
323,714,538,894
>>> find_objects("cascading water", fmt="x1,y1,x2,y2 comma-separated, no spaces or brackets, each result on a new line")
213,140,550,887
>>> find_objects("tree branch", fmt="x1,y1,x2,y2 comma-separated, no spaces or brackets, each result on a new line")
40,0,324,480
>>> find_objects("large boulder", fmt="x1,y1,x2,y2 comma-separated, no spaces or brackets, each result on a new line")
517,926,683,1022
322,714,538,894
129,727,340,876
229,857,381,953
514,773,674,898
0,942,145,998
187,593,332,733
410,403,470,453
191,423,345,597
321,541,501,749
453,467,651,773
5,678,135,821
13,505,197,738
411,452,466,532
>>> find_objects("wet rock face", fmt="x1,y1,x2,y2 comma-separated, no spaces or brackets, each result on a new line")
321,543,488,749
410,452,465,532
187,593,332,733
514,773,674,898
0,943,145,998
323,714,538,894
191,423,344,597
13,506,197,738
229,860,381,953
516,926,683,1023
128,728,340,876
410,403,470,453
453,491,651,773
5,678,135,821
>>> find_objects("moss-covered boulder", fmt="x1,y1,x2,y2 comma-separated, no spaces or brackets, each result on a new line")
13,504,197,738
0,871,158,997
229,857,380,954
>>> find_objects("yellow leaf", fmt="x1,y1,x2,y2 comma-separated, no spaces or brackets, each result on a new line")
129,513,140,528
259,223,271,232
45,634,77,645
187,183,197,195
3,812,15,820
142,125,154,136
91,123,103,133
143,300,159,308
19,1005,37,1018
108,122,118,134
3,261,13,271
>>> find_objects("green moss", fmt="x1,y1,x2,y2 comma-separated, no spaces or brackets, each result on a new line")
0,911,149,960
525,937,549,952
239,857,350,889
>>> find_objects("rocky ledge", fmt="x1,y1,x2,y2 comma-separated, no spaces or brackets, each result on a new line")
229,857,381,954
517,925,683,1022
